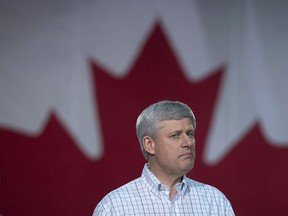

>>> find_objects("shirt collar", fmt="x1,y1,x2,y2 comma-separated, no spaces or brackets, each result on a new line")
142,163,188,194
142,163,162,192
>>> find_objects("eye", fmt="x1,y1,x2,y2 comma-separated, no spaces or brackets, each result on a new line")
170,133,180,139
187,131,194,138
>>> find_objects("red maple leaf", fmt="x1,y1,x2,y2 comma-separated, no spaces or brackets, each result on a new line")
1,23,288,216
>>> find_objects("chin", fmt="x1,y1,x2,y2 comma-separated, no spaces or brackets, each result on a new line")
181,163,194,175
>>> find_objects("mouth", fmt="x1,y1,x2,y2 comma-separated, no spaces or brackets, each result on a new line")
179,152,194,159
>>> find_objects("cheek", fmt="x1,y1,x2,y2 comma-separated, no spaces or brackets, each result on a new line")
155,143,173,158
160,144,178,159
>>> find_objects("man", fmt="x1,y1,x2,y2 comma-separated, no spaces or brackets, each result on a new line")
93,100,235,215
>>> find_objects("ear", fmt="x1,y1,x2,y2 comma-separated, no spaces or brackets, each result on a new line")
143,136,155,155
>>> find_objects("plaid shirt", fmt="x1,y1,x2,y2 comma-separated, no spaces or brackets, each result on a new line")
93,164,235,215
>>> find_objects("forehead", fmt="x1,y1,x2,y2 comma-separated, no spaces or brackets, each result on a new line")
157,118,194,130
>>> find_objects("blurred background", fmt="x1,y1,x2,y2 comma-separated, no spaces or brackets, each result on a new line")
1,0,288,215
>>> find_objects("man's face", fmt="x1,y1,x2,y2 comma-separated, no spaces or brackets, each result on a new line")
150,117,195,178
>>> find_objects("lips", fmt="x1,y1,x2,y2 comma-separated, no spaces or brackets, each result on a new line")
179,152,194,158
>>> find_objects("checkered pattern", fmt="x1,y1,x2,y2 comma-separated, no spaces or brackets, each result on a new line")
93,164,235,215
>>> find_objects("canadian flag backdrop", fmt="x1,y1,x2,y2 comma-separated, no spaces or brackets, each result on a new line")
1,0,288,215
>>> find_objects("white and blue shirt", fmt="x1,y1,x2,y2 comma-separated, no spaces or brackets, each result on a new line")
93,164,235,215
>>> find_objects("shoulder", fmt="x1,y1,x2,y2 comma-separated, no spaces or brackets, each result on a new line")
185,178,234,213
185,177,227,196
93,177,143,215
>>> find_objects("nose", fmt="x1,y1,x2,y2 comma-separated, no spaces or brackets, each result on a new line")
182,134,194,148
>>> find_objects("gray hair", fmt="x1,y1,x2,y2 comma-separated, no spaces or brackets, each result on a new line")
136,100,196,159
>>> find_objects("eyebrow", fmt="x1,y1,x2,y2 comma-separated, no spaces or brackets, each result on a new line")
169,128,195,134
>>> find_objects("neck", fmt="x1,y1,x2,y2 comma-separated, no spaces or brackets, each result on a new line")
167,177,183,199
148,164,183,198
